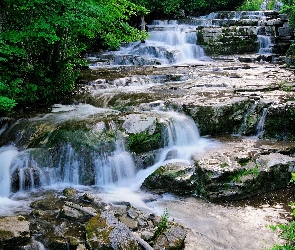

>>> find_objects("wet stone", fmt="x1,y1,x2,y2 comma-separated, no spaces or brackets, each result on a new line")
0,216,30,248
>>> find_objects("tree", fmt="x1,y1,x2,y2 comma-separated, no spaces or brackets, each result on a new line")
281,0,295,65
0,0,148,112
131,0,244,17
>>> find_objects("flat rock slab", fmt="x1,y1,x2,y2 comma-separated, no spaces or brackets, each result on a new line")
0,216,30,247
143,137,295,201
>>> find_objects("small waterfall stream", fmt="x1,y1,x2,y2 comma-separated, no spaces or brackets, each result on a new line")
258,35,273,54
92,19,209,66
0,108,214,199
0,146,19,197
256,107,268,137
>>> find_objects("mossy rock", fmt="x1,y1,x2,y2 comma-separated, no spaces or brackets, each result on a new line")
183,99,254,135
194,156,293,201
264,105,295,140
85,212,139,250
142,163,197,196
153,224,186,250
127,119,164,154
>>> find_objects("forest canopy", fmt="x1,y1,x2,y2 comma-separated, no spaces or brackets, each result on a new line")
0,0,148,112
132,0,245,17
0,0,294,113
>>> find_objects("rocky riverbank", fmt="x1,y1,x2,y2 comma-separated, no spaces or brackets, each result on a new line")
0,189,186,250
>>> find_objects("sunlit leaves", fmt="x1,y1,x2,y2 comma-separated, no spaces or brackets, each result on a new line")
0,0,148,112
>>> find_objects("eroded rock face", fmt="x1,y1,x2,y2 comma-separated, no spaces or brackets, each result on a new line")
142,138,295,201
142,163,197,195
0,216,30,249
196,11,293,56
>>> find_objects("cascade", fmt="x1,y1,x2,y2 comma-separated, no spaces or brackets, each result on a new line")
258,35,273,54
234,104,257,136
0,108,213,195
256,108,268,137
95,139,136,185
6,139,136,191
123,111,214,190
92,20,208,66
0,146,18,197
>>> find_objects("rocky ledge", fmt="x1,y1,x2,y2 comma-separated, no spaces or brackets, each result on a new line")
142,137,295,201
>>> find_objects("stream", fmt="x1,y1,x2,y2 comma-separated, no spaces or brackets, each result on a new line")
0,11,295,249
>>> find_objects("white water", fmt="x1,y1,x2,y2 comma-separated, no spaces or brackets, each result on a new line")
98,20,208,66
256,107,268,137
0,146,18,197
97,111,217,205
258,35,272,54
234,103,256,136
95,139,136,185
145,20,206,63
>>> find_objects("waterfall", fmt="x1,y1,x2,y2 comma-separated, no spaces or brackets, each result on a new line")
258,35,272,54
0,146,18,197
125,111,213,190
145,20,206,63
256,108,268,137
234,104,256,136
1,139,136,192
95,139,136,185
94,20,207,66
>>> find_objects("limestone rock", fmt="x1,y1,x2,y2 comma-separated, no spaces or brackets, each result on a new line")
153,224,186,250
62,188,78,199
85,212,139,250
0,216,30,248
142,162,197,195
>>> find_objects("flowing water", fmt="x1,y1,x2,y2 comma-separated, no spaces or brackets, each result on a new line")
0,13,290,249
258,35,273,54
256,107,268,137
91,19,209,66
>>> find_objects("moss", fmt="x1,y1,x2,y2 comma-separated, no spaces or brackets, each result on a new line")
264,105,295,140
85,215,114,250
62,188,77,198
127,122,163,154
85,215,107,238
0,230,14,240
218,165,259,183
220,162,228,168
238,157,251,166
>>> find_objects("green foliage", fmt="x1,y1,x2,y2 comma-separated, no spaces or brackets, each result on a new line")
128,130,162,154
282,0,295,67
127,122,163,154
153,208,170,239
0,0,148,112
132,0,244,16
237,0,277,10
238,157,251,166
237,0,263,10
220,162,228,168
0,96,17,112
